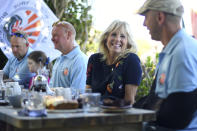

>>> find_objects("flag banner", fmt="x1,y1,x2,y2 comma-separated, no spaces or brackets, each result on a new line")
0,0,61,60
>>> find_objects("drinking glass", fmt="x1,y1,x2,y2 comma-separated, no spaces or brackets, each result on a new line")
21,89,30,110
85,88,92,93
24,92,45,110
81,93,101,113
71,88,82,100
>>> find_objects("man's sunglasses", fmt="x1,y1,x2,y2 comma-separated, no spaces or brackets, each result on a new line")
11,32,26,39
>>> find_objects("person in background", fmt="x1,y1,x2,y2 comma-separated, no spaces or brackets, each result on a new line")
50,21,88,93
137,0,197,130
86,20,142,105
3,31,35,88
27,50,50,90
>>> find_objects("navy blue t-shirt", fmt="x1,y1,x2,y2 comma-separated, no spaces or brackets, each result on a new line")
86,53,142,99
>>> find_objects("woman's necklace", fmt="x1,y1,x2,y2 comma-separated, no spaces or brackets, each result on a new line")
107,56,119,72
107,54,119,65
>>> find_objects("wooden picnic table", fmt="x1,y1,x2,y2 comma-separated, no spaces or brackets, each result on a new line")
0,106,155,131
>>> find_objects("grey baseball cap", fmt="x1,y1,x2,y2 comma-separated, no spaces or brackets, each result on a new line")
137,0,184,17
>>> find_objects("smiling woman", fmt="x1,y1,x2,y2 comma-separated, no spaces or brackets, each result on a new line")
86,20,142,105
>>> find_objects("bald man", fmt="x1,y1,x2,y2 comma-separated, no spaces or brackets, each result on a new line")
137,0,197,130
50,21,88,93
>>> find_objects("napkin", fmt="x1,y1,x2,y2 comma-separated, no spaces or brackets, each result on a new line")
18,109,47,117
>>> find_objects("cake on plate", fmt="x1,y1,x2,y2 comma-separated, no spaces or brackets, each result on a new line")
44,96,79,110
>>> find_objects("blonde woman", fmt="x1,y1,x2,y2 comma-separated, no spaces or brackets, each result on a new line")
86,20,142,105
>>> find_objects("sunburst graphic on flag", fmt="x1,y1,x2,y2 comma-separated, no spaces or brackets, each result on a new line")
11,10,42,46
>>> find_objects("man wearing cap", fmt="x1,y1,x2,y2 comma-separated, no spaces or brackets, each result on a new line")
3,31,35,88
137,0,197,130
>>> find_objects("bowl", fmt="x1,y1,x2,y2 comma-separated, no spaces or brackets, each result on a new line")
8,95,22,108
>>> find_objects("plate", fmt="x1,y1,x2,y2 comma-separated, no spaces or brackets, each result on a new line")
47,108,83,113
100,105,132,113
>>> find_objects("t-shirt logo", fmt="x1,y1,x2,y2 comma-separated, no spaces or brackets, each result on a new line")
159,73,166,85
63,68,69,76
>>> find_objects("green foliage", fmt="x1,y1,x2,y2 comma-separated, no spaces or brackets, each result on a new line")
136,54,159,101
63,0,92,47
82,28,101,54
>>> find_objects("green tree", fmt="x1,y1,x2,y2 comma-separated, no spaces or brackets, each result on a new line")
84,27,102,54
44,0,93,52
136,54,159,101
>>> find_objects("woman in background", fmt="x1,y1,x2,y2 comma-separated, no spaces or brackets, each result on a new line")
27,51,50,92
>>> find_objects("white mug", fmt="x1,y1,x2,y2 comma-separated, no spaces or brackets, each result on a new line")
54,87,64,96
63,88,72,100
6,82,21,96
54,87,72,100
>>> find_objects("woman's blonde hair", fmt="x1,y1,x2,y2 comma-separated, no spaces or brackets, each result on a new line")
99,20,137,62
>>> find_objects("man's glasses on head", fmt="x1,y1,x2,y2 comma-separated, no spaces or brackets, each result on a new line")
11,32,26,39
